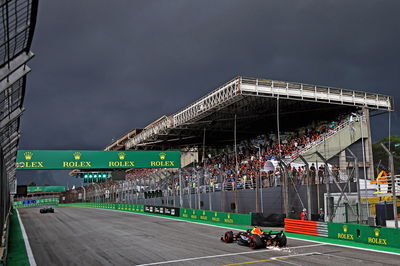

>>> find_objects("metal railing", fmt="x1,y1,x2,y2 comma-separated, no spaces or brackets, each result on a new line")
288,118,356,161
373,175,400,195
240,77,393,111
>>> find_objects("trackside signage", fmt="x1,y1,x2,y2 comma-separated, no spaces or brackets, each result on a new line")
27,186,65,193
16,150,181,170
328,222,400,249
180,208,252,226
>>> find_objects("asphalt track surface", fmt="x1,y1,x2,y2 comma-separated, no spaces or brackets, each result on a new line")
19,207,399,266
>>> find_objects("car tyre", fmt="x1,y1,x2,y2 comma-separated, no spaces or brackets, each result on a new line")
249,235,264,249
223,231,234,243
278,234,287,247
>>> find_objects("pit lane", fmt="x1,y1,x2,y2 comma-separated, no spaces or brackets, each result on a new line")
18,207,399,266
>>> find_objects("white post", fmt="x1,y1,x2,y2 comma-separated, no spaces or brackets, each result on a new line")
179,170,183,207
257,146,264,213
360,112,370,216
81,186,86,201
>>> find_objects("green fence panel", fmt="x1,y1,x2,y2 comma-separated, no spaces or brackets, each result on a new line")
328,222,400,249
138,204,144,212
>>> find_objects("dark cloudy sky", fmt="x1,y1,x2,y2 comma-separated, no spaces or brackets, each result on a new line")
17,0,400,186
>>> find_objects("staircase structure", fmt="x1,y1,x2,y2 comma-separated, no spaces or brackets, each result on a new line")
290,117,367,162
288,115,374,179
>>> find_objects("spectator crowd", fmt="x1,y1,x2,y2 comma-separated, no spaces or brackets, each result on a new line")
120,114,355,194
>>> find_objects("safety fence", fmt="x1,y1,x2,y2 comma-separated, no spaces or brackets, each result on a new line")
58,202,252,226
284,218,328,237
13,198,59,208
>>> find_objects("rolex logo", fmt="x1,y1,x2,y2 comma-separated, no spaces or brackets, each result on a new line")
24,152,33,161
374,228,380,237
118,152,126,160
159,152,166,160
73,152,81,160
343,225,348,233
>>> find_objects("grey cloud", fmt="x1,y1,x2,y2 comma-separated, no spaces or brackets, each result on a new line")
17,0,400,185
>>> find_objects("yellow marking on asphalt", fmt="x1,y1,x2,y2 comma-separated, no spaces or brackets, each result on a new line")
223,257,288,266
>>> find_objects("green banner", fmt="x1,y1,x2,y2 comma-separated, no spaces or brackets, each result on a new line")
13,197,59,207
59,202,145,213
16,150,181,170
27,186,65,193
180,208,251,225
328,222,400,249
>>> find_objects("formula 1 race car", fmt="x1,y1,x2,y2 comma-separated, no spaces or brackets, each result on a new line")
40,206,54,213
221,228,287,249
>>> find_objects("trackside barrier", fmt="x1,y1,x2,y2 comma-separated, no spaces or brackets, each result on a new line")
284,218,328,237
328,222,400,249
60,203,145,213
144,205,180,217
13,198,59,208
60,203,252,226
180,208,252,226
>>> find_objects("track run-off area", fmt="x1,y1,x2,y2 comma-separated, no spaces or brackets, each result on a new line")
18,207,399,266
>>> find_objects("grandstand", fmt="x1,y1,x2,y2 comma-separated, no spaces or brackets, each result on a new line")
91,76,394,223
0,0,38,253
107,76,392,172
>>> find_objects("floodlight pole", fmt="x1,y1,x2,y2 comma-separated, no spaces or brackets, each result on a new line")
92,183,99,203
81,186,86,202
278,160,289,219
94,183,102,203
234,114,238,173
298,155,312,220
347,148,362,224
277,96,281,157
380,143,398,229
316,151,332,222
254,145,264,213
179,169,183,208
360,111,370,216
202,127,206,163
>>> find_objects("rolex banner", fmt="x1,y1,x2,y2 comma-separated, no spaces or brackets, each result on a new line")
328,222,400,249
16,150,181,170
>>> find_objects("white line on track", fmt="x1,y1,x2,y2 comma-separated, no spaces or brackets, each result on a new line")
134,245,326,266
69,207,400,257
16,209,37,266
270,252,322,266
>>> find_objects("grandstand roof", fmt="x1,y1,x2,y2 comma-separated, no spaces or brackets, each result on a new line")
0,0,38,185
112,76,393,150
105,128,142,151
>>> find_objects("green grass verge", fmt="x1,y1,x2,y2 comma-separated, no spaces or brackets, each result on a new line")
6,209,29,266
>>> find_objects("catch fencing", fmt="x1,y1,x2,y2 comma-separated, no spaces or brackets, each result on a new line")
59,202,252,226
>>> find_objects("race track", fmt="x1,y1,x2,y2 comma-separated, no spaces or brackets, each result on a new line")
18,207,399,266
